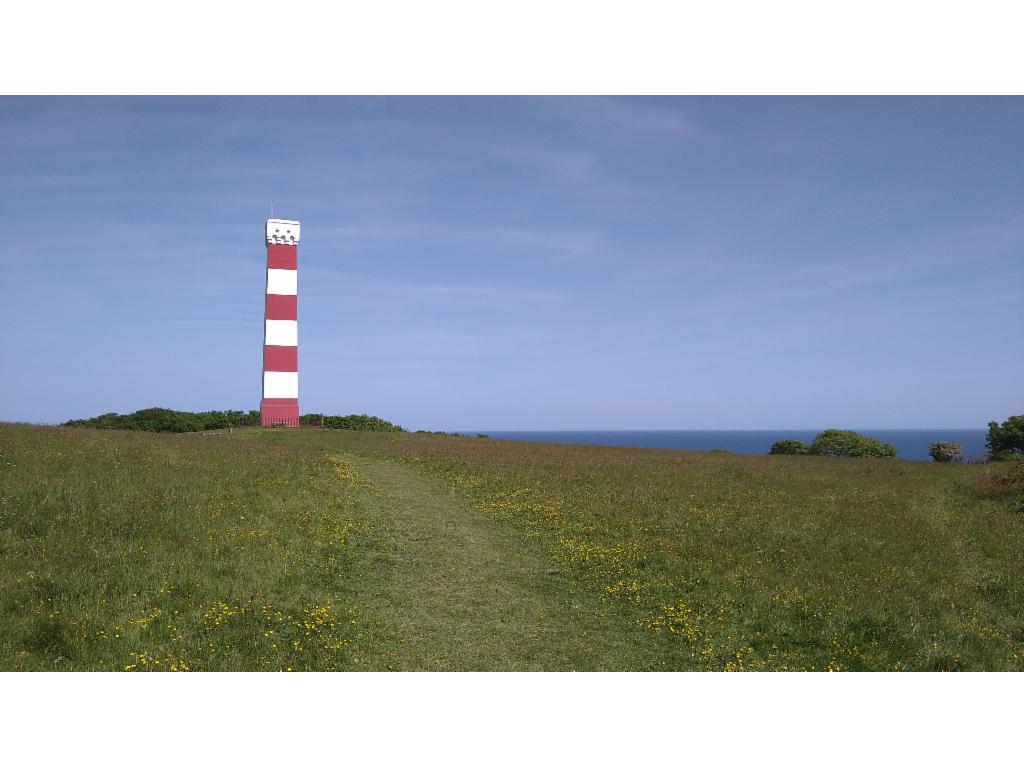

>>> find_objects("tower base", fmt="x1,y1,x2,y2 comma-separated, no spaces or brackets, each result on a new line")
261,398,300,427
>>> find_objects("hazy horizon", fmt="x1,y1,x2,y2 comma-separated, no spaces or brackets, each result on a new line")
2,97,1021,430
20,414,995,432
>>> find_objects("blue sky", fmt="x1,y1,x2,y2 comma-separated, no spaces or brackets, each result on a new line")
1,97,1021,429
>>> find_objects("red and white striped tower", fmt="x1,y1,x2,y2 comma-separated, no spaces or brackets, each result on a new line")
261,218,301,426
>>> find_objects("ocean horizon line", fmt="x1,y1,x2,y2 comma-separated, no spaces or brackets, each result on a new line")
451,428,990,462
461,427,988,433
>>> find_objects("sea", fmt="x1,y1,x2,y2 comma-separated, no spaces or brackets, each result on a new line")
467,430,990,462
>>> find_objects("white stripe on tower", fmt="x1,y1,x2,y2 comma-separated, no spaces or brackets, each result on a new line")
261,218,301,426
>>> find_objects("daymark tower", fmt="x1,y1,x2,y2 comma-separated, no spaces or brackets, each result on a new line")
261,218,300,426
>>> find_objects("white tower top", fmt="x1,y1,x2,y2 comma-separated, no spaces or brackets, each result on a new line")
266,218,301,245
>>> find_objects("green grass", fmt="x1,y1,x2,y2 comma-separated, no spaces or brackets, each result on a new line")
2,423,1022,670
0,425,394,670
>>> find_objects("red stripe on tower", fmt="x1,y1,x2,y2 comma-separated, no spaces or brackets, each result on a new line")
261,218,300,427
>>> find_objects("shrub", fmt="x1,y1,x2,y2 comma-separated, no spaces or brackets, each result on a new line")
928,441,963,463
769,439,811,455
66,408,245,432
195,410,237,430
809,429,897,458
65,409,404,433
321,414,405,432
63,412,127,429
986,415,1024,461
65,407,204,433
128,408,206,433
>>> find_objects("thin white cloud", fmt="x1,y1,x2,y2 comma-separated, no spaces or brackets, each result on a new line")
303,271,569,307
401,281,565,304
488,144,601,185
315,221,603,259
584,97,702,138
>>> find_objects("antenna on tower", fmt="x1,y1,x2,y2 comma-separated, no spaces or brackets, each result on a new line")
271,200,275,218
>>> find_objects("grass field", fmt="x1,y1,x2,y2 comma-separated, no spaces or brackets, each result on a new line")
2,423,1022,671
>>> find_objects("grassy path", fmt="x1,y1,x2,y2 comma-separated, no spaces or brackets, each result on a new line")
344,454,656,671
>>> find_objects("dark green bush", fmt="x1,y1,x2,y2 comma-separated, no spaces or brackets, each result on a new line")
65,407,204,433
986,415,1024,461
809,429,897,458
65,409,404,433
769,439,811,455
63,412,125,429
321,414,405,432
